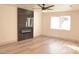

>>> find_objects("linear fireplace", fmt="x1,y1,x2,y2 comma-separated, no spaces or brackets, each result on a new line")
17,8,33,41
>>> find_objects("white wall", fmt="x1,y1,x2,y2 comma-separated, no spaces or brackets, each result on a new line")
0,4,43,45
0,5,17,45
34,9,42,37
42,11,79,41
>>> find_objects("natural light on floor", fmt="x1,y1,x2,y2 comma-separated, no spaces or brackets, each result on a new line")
49,42,65,53
66,44,79,52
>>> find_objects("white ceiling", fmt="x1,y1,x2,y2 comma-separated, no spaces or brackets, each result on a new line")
15,4,79,12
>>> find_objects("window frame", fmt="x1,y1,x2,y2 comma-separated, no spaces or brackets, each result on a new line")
50,16,71,31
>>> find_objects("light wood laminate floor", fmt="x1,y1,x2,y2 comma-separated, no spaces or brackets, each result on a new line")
0,36,79,54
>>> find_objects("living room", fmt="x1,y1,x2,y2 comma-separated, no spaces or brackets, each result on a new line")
0,4,79,54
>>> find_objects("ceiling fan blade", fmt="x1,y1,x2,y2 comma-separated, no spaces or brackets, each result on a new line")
38,4,42,8
45,5,54,9
47,9,53,10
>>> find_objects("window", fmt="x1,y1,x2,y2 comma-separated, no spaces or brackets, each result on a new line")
50,16,71,30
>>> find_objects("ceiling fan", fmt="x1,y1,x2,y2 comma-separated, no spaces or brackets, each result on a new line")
38,4,55,10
